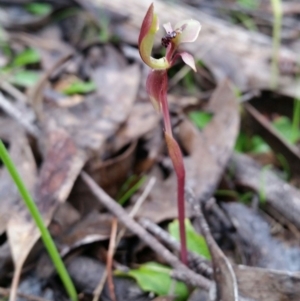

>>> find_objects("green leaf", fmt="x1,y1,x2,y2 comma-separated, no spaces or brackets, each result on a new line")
273,116,300,144
182,71,196,93
62,80,96,95
117,175,147,206
237,0,259,10
251,135,270,153
115,262,188,301
235,132,270,154
239,191,254,204
9,70,40,87
234,132,247,153
12,48,41,67
25,3,52,16
189,111,213,130
168,219,211,260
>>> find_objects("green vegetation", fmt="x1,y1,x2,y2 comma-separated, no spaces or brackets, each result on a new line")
62,80,96,95
25,3,52,16
168,218,211,260
189,111,213,130
0,140,77,301
116,262,188,301
117,175,147,205
12,48,41,67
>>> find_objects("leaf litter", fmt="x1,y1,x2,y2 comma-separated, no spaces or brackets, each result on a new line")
1,0,300,301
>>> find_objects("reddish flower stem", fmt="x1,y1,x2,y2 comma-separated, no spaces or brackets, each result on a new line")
161,92,188,265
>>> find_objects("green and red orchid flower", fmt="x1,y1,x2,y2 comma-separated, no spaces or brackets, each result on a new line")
138,3,201,264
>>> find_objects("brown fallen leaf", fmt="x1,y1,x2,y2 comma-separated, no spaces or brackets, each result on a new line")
132,166,194,223
0,123,37,234
180,80,240,202
59,211,113,256
4,55,140,298
108,102,160,153
43,64,140,155
234,265,300,301
7,129,86,301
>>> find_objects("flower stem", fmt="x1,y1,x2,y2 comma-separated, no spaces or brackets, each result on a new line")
161,95,188,264
161,92,172,136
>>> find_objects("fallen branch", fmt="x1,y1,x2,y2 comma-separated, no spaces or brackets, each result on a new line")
80,171,211,290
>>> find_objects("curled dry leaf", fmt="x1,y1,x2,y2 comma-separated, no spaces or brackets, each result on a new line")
59,211,114,256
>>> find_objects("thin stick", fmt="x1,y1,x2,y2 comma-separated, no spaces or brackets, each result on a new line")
92,177,156,301
189,194,238,301
0,287,50,301
0,92,40,138
107,218,118,301
81,171,211,290
9,264,22,301
0,81,28,104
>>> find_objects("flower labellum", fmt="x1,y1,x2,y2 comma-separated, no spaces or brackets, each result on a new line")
138,3,201,110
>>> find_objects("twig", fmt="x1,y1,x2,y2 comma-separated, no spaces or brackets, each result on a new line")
0,287,50,301
139,217,213,279
9,263,23,301
92,177,157,301
0,81,28,104
0,92,40,139
107,218,118,301
186,187,238,301
81,171,211,290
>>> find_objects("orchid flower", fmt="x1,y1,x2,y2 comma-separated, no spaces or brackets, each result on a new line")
138,3,201,264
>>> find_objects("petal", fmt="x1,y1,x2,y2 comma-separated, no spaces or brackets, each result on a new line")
171,52,197,72
179,52,197,71
174,19,201,44
146,70,168,112
163,22,173,33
